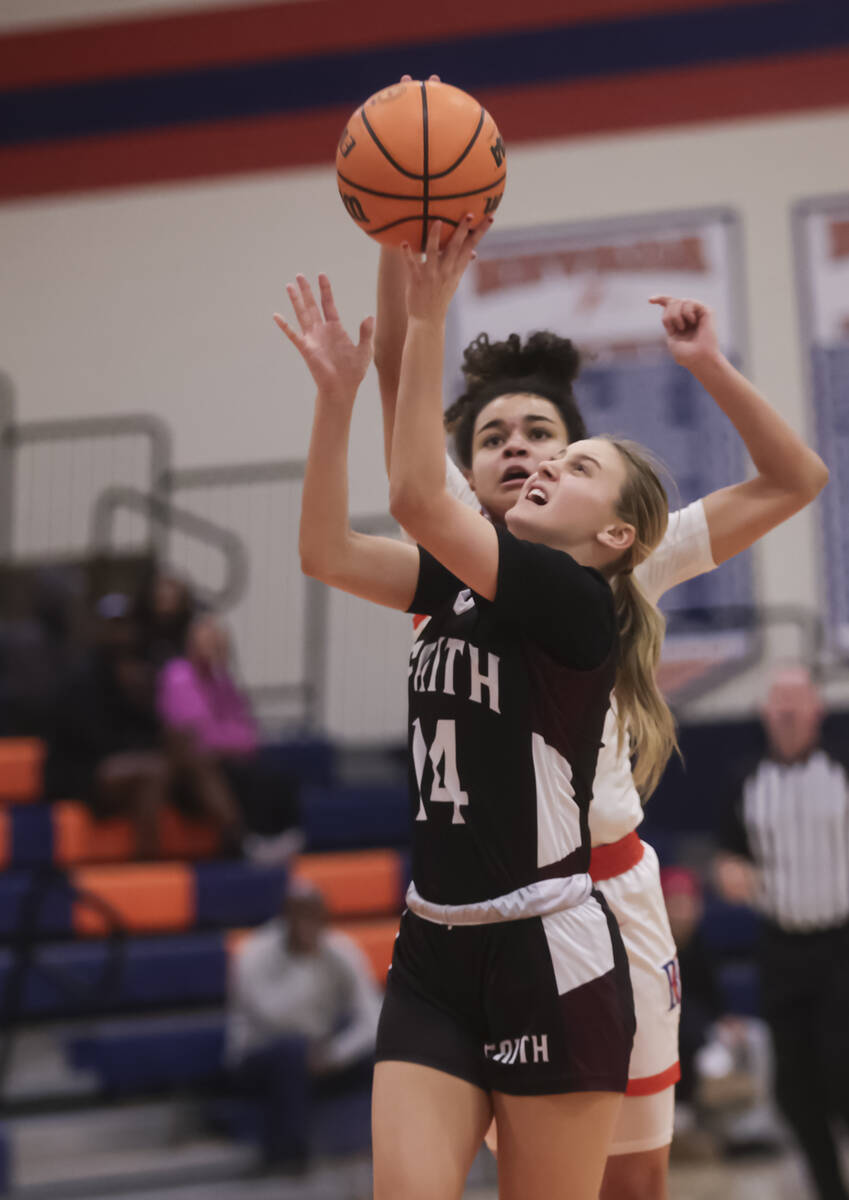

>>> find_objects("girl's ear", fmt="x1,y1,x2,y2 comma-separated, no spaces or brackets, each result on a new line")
597,523,635,554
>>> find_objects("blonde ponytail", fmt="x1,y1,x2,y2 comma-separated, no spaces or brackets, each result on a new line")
603,437,679,797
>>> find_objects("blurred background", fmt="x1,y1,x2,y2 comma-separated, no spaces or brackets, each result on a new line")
0,0,848,1196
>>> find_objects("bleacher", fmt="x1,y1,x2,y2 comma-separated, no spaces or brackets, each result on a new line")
0,735,409,1196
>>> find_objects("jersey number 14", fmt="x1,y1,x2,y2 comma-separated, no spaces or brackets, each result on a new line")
412,718,469,825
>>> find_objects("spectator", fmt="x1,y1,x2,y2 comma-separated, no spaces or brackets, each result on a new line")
158,614,301,860
715,663,849,1200
134,567,197,669
226,883,381,1165
45,595,241,859
0,566,80,736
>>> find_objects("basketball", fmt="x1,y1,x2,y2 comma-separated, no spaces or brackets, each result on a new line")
335,80,506,249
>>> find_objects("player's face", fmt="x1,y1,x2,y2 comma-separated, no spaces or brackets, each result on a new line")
505,438,635,566
466,394,570,523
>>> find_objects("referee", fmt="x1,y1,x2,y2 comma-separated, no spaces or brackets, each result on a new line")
716,664,849,1200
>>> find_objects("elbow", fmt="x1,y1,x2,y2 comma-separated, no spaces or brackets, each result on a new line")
808,455,830,499
299,541,330,583
389,484,427,534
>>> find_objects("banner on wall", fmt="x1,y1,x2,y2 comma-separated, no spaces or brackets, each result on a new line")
794,195,849,651
448,209,755,693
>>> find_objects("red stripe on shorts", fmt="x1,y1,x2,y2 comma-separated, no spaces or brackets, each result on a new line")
626,1061,681,1097
589,831,644,882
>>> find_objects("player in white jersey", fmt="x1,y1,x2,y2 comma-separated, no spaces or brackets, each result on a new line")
374,244,828,1199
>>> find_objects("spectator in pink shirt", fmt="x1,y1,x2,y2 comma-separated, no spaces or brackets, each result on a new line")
159,615,258,757
159,614,301,862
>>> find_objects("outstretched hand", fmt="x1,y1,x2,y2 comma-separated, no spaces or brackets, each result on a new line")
401,215,492,322
274,274,374,398
649,295,721,368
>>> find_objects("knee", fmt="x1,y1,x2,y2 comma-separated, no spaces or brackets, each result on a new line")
600,1153,668,1200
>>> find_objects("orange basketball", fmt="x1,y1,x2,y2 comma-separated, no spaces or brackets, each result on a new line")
336,80,507,249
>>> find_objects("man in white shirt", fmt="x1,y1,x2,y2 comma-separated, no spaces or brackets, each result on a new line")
226,881,382,1165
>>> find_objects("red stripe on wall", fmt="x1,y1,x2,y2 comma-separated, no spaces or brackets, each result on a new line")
0,0,784,90
1,46,847,204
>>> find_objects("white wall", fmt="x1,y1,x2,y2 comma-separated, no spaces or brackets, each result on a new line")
3,104,849,733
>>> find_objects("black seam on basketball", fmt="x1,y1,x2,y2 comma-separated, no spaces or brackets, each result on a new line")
360,104,424,181
420,82,430,254
337,170,506,202
369,215,461,235
429,107,486,180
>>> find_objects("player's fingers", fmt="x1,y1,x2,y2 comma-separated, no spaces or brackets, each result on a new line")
295,274,321,326
273,314,306,352
399,241,420,276
468,215,494,252
358,315,375,349
444,214,475,268
666,299,686,333
425,219,443,261
318,274,340,324
285,282,309,329
681,300,701,326
649,295,671,307
429,74,441,82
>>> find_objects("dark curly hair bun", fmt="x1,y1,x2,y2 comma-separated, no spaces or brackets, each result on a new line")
445,330,587,468
462,331,581,390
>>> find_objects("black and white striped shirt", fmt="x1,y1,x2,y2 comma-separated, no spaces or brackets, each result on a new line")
720,748,849,932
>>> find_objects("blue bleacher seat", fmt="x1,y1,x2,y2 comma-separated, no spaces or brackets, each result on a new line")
194,862,285,927
68,1014,226,1094
301,783,408,851
10,806,53,866
260,738,336,787
0,932,228,1018
0,871,72,939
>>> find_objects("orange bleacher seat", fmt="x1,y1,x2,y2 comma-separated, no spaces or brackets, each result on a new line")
54,801,219,865
291,850,401,918
54,802,136,865
158,807,219,860
72,863,194,937
341,917,400,985
0,738,44,804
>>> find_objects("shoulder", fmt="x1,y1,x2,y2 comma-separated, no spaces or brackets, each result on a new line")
496,527,612,598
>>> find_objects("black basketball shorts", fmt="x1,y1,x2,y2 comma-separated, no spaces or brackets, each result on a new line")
376,890,635,1096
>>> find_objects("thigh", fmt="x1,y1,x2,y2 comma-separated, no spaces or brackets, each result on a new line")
483,897,634,1096
607,1088,675,1158
372,1061,491,1200
494,1089,622,1200
599,845,681,1102
600,1141,671,1200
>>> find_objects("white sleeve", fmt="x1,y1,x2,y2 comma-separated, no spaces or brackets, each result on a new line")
321,933,382,1069
634,499,717,606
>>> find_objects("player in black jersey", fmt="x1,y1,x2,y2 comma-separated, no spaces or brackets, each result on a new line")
276,219,674,1200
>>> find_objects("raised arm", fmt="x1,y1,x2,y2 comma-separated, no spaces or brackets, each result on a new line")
650,296,828,564
389,217,498,597
373,75,440,476
275,274,420,610
374,246,408,475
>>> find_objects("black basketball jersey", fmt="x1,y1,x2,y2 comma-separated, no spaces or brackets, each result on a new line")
407,527,617,907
